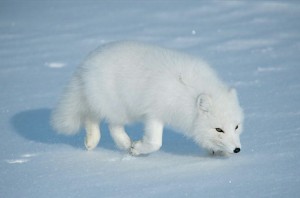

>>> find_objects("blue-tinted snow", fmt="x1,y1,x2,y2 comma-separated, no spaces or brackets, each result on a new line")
1,1,300,197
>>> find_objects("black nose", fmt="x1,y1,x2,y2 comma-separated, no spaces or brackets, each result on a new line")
233,148,241,153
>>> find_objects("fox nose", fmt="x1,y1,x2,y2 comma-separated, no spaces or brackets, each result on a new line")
233,148,240,153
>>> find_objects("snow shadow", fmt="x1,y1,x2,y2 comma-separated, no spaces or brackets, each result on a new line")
11,108,88,149
120,123,203,156
162,128,204,156
11,108,203,156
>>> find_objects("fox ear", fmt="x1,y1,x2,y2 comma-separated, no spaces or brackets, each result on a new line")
196,94,212,112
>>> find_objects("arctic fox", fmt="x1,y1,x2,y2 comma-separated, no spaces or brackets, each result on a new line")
51,41,244,156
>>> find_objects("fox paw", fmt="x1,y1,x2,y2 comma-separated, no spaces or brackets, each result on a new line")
129,142,140,156
129,141,161,156
85,134,100,151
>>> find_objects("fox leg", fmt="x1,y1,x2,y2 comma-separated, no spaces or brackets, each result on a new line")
109,124,132,150
84,119,101,150
130,119,163,156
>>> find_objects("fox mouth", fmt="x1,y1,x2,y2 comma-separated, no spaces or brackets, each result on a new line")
211,147,241,156
211,150,232,156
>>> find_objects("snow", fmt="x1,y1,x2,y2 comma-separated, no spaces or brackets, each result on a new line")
45,62,66,68
1,0,300,197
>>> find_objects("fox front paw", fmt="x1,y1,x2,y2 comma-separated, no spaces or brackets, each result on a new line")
129,140,161,156
129,141,140,156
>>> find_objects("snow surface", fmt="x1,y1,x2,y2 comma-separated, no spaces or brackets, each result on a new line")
1,1,300,197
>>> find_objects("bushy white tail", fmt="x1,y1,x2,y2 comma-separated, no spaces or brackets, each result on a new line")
51,76,85,135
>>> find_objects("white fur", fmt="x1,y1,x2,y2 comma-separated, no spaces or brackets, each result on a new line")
51,41,244,155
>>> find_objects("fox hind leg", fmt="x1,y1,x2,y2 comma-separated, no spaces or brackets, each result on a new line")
84,120,101,150
109,124,132,151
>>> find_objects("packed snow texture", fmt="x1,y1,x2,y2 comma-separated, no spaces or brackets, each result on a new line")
1,1,300,197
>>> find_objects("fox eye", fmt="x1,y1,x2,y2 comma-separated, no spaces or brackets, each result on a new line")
235,125,239,130
215,128,224,133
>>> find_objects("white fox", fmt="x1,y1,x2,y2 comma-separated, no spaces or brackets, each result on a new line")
51,41,244,156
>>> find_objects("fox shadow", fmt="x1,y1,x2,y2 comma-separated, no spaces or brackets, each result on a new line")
11,108,203,156
11,108,114,150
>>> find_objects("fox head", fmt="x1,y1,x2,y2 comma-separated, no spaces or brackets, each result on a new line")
192,88,244,155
